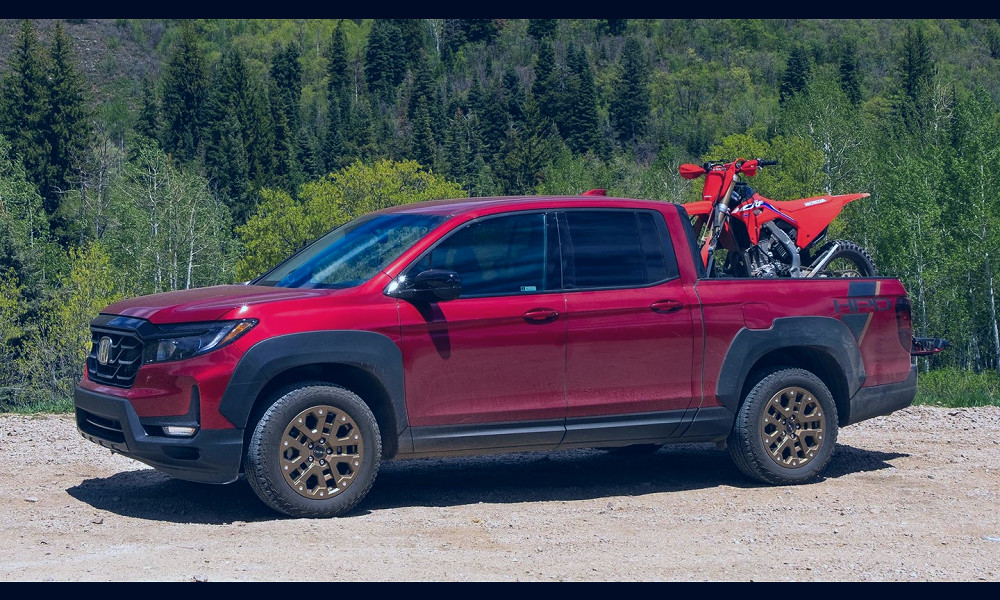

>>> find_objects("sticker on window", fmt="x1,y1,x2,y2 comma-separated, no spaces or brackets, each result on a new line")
520,285,536,292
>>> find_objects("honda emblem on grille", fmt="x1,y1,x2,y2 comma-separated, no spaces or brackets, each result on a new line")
97,336,112,365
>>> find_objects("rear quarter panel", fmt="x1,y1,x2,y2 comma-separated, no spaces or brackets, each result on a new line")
694,277,912,408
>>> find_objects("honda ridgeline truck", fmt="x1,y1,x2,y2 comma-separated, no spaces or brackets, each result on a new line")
74,194,938,517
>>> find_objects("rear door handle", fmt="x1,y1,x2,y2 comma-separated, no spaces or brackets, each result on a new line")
523,308,560,324
650,299,685,314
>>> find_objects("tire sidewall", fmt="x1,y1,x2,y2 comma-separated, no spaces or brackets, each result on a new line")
247,384,382,518
731,369,839,485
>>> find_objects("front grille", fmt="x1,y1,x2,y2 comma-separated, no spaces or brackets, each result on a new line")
87,328,144,388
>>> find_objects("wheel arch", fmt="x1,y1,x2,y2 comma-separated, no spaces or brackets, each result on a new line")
219,331,408,459
716,317,864,427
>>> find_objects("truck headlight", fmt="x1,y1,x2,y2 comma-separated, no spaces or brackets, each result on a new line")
143,319,257,363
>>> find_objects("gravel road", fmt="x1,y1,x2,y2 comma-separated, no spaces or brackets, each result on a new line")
1,405,998,581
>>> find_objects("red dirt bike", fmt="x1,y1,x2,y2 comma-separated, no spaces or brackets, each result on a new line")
680,158,876,278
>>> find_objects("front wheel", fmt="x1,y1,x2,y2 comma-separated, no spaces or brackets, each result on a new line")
245,383,382,518
727,368,839,485
808,240,876,278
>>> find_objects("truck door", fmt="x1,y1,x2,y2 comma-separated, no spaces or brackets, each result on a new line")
558,209,698,443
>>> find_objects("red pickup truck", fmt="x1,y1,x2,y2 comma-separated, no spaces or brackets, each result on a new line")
75,195,932,518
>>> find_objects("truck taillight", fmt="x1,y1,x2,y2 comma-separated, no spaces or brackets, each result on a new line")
896,296,913,352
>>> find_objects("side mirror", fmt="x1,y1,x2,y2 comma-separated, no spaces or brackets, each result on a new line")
386,269,462,302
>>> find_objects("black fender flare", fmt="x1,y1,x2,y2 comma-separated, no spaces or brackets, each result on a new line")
714,317,865,418
218,330,407,437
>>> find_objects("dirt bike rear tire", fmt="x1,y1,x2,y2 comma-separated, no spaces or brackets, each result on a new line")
809,240,876,278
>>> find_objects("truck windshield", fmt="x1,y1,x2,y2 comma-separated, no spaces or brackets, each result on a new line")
254,213,446,289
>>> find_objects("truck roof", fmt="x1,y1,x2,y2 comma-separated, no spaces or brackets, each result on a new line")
376,195,681,217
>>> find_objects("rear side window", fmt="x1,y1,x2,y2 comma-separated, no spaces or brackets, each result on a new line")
561,209,678,290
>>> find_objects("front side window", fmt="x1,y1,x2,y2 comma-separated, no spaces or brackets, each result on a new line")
561,209,678,289
410,212,556,298
255,213,446,289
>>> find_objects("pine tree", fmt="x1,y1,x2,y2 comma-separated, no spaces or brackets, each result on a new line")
203,47,274,222
610,37,650,146
1,21,53,211
45,22,90,198
43,21,92,247
443,106,472,185
503,68,526,130
598,19,627,36
532,39,562,130
472,78,508,162
269,78,300,194
327,20,351,101
780,45,811,104
528,20,557,40
563,45,600,155
365,19,406,102
325,92,346,172
899,23,934,136
160,21,209,163
397,19,427,72
411,96,437,168
839,41,862,106
497,98,555,194
136,77,161,141
270,42,302,136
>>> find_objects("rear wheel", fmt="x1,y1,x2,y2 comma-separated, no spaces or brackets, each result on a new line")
809,240,876,278
728,368,838,485
246,383,381,518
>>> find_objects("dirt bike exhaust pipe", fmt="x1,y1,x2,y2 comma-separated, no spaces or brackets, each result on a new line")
803,242,841,278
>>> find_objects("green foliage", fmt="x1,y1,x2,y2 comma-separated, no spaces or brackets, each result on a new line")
779,45,811,104
235,159,466,280
1,21,54,211
27,242,121,405
914,367,1000,407
203,46,275,222
160,21,209,162
365,19,406,102
45,21,91,237
527,20,557,40
107,138,236,295
610,37,650,145
9,19,1000,408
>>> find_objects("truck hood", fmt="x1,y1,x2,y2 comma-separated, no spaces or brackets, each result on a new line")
101,285,334,324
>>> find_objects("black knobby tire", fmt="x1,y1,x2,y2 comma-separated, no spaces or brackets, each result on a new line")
727,368,838,485
809,240,876,278
246,383,382,518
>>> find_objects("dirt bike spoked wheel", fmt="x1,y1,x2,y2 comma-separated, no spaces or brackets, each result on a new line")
809,240,876,278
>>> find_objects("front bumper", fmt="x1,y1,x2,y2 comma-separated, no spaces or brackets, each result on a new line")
74,385,243,484
846,364,918,426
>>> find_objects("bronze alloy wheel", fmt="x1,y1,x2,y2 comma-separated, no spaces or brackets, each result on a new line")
758,385,827,468
279,404,364,500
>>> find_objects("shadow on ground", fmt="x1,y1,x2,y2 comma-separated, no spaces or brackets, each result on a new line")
66,443,908,523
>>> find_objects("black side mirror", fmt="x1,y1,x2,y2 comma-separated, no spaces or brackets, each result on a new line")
386,269,462,302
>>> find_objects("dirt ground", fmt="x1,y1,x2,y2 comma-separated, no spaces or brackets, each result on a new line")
1,405,998,582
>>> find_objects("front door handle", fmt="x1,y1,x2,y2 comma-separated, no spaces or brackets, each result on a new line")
523,308,560,324
650,299,685,314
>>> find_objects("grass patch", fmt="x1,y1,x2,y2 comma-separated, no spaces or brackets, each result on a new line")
1,393,73,415
914,367,1000,408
